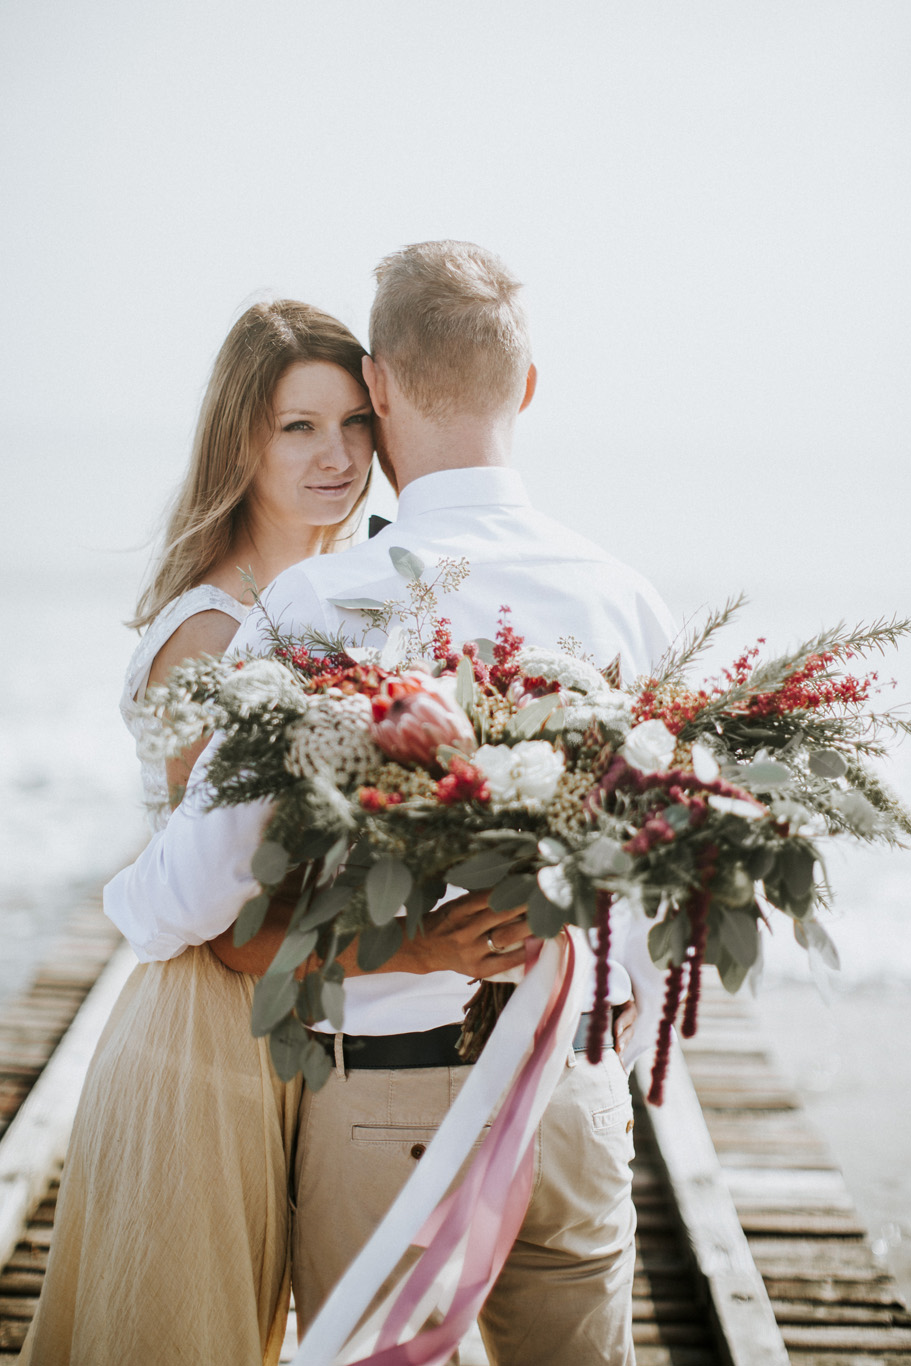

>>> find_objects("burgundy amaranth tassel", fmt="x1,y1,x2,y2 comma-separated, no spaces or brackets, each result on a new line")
585,891,614,1064
681,886,710,1039
647,963,686,1106
681,844,717,1040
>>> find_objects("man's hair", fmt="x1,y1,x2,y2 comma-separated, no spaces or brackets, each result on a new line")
369,241,532,420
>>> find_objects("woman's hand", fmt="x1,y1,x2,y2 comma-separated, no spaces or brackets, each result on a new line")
395,890,534,978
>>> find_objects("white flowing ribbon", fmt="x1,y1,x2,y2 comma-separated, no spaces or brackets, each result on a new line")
291,928,589,1366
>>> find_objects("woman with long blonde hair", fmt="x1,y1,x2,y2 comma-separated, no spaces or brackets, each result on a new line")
22,299,376,1365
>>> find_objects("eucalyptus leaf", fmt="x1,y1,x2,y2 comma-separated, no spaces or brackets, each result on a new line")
740,761,791,789
808,749,848,779
577,836,631,878
506,695,564,740
537,837,568,864
471,829,537,848
745,845,776,880
779,844,815,900
317,835,351,885
296,828,341,861
718,908,760,968
389,546,425,582
526,888,566,938
834,790,879,836
404,881,433,939
357,920,404,971
647,917,674,967
795,918,841,971
455,655,476,710
297,972,323,1024
366,856,413,925
572,885,598,931
233,891,270,947
268,1015,312,1083
300,1037,333,1092
663,805,692,835
293,880,353,932
327,596,386,610
668,911,691,966
448,849,518,890
266,925,318,975
251,971,297,1037
537,863,574,911
321,980,346,1031
717,949,750,995
488,873,537,913
251,840,291,887
472,638,496,664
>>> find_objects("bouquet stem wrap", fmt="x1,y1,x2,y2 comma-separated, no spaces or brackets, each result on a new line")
291,928,588,1366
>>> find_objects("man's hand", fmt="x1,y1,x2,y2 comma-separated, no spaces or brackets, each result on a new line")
612,998,638,1060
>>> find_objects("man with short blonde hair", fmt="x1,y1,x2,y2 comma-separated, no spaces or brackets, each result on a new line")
369,239,532,419
107,240,675,1364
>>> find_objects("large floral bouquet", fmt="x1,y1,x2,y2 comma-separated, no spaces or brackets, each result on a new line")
145,552,911,1102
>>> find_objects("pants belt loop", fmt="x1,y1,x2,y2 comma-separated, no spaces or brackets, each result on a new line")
333,1032,346,1079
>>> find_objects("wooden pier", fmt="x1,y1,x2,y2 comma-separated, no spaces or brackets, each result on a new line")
0,899,909,1363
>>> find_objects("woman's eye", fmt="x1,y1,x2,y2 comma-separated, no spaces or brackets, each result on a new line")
345,413,372,426
283,420,313,432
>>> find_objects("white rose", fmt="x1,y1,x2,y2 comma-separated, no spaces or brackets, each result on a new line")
620,719,676,774
219,659,307,717
474,741,565,810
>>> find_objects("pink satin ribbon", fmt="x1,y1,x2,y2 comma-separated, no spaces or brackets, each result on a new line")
343,933,579,1366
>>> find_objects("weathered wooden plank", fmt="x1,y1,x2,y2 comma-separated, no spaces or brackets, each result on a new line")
760,1275,906,1307
738,1210,869,1237
771,1300,911,1326
0,946,135,1273
748,1239,888,1274
635,1041,789,1366
782,1323,911,1350
722,1167,853,1204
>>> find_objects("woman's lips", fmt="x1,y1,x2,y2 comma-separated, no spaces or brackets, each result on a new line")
306,478,355,497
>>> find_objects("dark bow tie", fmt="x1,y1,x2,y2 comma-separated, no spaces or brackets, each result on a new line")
368,514,392,539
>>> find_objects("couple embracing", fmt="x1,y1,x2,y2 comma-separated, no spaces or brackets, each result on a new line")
23,241,674,1365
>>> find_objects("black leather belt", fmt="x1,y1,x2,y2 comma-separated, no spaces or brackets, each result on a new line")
310,1010,612,1071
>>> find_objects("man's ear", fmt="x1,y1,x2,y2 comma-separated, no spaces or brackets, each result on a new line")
362,355,390,417
518,362,537,412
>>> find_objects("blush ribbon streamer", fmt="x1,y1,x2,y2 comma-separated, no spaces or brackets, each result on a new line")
291,927,589,1366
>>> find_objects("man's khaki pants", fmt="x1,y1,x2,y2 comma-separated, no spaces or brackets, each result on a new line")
292,1046,637,1365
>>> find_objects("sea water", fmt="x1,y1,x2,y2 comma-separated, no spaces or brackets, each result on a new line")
1,560,909,1298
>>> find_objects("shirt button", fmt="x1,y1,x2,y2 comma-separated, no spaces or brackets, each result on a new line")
410,1143,426,1160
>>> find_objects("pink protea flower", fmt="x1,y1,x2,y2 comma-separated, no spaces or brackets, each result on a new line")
369,671,477,770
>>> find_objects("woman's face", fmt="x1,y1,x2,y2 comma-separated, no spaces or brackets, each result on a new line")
250,361,373,531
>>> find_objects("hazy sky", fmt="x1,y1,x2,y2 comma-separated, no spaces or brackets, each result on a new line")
2,1,909,640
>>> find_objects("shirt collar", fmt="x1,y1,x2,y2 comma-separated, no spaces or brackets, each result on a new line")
396,466,530,519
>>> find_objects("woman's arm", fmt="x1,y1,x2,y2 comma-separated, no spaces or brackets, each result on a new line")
147,609,242,804
210,891,533,981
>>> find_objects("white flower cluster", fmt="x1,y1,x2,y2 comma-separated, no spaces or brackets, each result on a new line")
285,690,382,789
218,659,309,718
515,646,607,697
474,740,565,811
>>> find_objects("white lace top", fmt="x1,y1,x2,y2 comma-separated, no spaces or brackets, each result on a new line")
120,585,249,831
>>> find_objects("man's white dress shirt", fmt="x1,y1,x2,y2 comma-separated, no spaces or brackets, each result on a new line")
105,467,677,1061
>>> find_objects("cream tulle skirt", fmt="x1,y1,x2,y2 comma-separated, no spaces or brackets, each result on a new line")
19,946,302,1366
